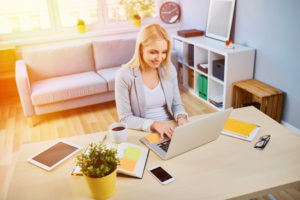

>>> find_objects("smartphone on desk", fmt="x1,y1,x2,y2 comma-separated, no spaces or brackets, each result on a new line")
148,165,175,185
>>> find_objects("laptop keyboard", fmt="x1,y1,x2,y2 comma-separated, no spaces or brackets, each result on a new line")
158,140,170,152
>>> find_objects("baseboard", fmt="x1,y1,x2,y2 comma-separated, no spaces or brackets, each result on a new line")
281,121,300,136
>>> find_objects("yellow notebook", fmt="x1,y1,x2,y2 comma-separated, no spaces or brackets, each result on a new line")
223,118,257,137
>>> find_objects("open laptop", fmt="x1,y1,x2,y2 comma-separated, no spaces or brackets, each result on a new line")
140,108,232,160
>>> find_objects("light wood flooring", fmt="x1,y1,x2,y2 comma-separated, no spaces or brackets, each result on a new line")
0,87,299,200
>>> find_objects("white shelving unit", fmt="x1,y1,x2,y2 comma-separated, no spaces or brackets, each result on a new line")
173,35,255,111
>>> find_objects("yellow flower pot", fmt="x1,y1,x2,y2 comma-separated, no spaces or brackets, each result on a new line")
133,18,141,27
77,24,86,34
84,169,117,200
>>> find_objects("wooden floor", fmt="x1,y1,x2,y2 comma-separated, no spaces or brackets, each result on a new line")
0,87,299,200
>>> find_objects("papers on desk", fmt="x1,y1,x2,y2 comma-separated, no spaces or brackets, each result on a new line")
72,143,149,179
221,118,260,141
117,143,149,178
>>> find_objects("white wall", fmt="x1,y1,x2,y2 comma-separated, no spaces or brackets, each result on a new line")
179,0,209,30
233,0,300,129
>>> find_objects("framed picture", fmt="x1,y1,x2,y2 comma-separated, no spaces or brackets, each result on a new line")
205,0,236,41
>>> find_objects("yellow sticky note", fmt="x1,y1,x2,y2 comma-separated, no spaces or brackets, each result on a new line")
118,158,136,172
223,118,257,136
124,145,142,162
145,134,163,144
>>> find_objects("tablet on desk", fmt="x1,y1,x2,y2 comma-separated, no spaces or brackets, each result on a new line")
27,140,82,171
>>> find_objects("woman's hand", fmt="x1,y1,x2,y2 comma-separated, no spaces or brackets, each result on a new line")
177,117,189,126
150,121,174,139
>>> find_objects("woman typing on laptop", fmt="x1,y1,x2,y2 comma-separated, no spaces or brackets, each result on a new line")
115,24,188,139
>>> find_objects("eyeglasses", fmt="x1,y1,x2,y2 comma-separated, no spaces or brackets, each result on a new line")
254,135,270,150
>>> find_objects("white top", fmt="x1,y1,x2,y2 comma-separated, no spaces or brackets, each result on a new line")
143,81,171,122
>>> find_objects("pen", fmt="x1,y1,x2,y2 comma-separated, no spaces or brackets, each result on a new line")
101,134,107,144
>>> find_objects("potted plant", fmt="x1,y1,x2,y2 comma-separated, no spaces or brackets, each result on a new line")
77,19,86,33
76,143,119,200
132,14,141,27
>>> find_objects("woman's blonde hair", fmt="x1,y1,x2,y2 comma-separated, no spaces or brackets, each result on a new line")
125,24,171,78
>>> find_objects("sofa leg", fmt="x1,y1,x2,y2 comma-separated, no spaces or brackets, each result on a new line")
27,116,40,127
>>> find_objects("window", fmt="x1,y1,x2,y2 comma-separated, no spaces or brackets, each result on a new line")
0,0,164,40
106,0,157,21
57,0,99,27
0,0,51,34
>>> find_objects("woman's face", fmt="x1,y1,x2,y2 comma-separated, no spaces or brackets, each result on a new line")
142,40,168,69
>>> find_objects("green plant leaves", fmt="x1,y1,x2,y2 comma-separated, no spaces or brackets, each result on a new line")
76,143,120,178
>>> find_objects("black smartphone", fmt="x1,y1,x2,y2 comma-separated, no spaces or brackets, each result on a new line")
148,165,175,185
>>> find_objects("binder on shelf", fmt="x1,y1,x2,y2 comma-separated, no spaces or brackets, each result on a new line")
72,143,149,178
221,118,260,141
177,62,183,84
188,68,194,89
187,44,194,66
198,75,207,100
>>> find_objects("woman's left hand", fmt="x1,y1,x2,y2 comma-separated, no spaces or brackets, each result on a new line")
177,118,189,126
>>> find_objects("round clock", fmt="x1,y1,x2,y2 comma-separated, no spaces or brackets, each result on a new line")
160,2,181,24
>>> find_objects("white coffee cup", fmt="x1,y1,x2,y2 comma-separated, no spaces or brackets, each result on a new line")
109,122,128,144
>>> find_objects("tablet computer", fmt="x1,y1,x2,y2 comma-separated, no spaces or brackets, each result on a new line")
27,140,82,171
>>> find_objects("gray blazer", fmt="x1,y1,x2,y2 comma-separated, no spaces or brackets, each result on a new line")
115,64,187,132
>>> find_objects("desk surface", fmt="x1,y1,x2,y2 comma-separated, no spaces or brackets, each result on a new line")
7,106,300,200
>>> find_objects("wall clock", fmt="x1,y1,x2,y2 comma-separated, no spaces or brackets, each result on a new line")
160,1,181,24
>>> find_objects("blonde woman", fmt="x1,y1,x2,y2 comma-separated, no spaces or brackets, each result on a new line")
115,24,188,139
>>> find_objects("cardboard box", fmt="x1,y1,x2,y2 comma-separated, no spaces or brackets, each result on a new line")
197,64,208,74
177,29,204,37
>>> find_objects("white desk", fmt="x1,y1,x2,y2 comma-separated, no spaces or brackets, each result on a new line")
7,106,300,199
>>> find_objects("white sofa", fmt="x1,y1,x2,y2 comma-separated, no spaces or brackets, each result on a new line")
16,38,178,119
16,38,136,117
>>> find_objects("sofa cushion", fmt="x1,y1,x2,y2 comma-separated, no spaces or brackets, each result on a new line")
34,92,115,115
31,71,107,106
97,66,121,91
93,38,136,70
23,43,95,82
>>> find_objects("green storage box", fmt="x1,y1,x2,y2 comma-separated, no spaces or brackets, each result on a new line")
198,75,207,100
